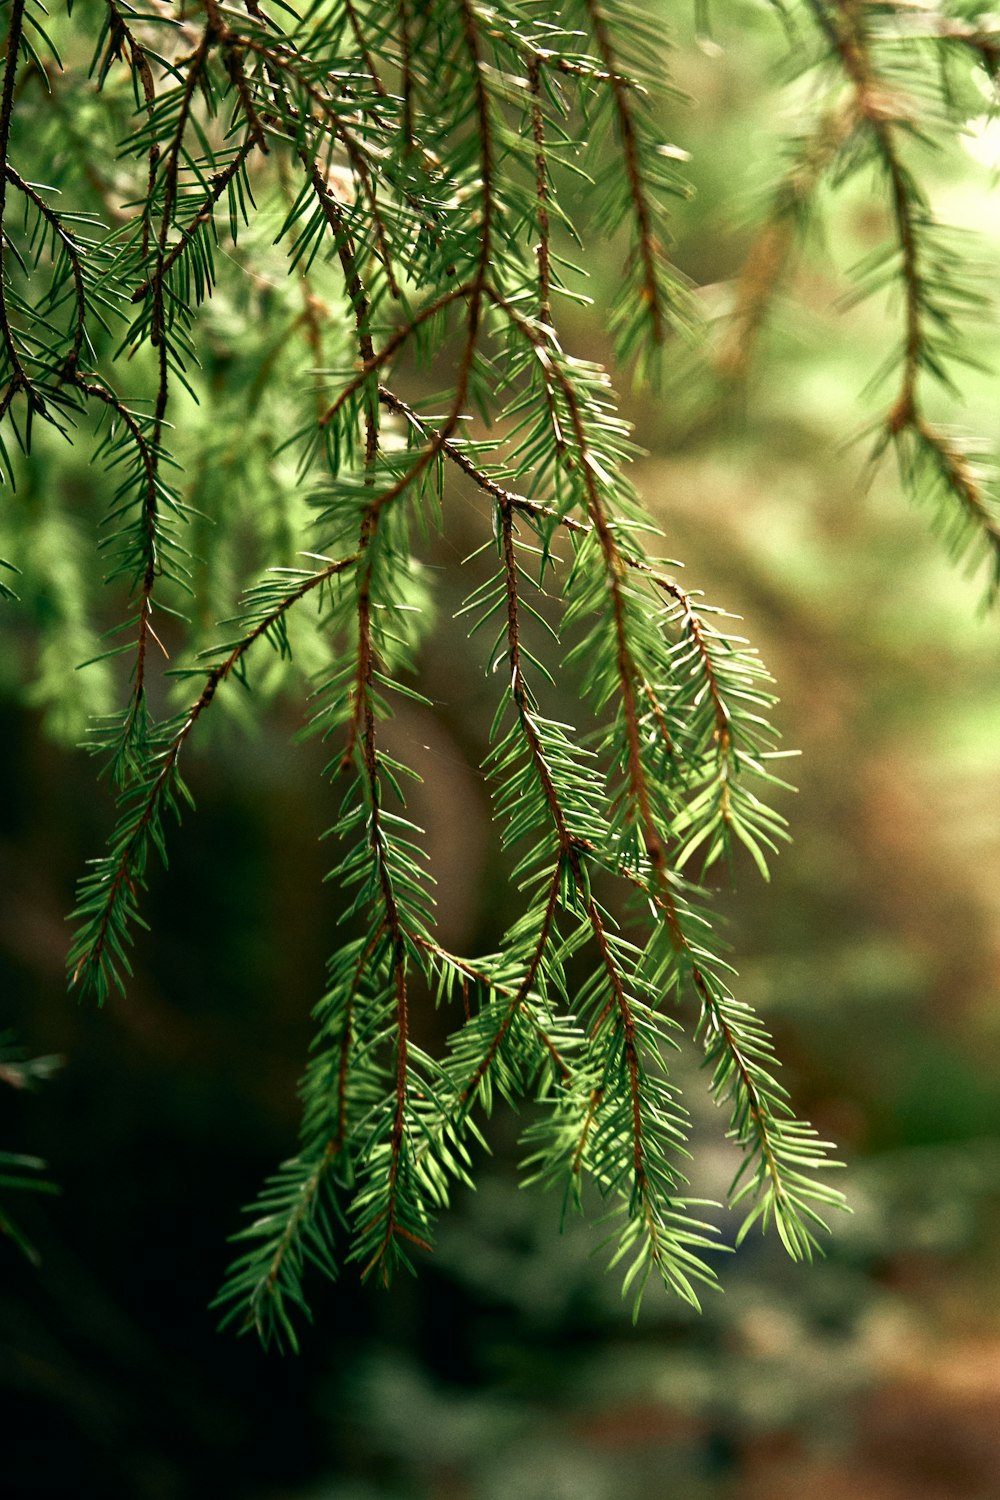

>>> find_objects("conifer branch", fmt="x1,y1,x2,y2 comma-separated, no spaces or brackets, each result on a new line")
5,0,956,1344
0,0,34,404
129,138,260,304
4,166,88,372
528,56,553,330
325,178,422,1287
120,16,218,714
806,0,1000,595
582,0,666,345
315,0,495,530
68,553,359,1000
100,1,160,261
494,500,713,1302
484,281,838,1255
716,103,855,381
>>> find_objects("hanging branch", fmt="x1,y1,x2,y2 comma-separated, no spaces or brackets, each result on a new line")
481,286,840,1257
583,0,666,344
572,0,693,371
99,1,161,257
22,0,991,1350
805,0,1000,595
4,166,88,373
0,0,35,407
715,103,856,382
68,552,359,1002
335,194,416,1288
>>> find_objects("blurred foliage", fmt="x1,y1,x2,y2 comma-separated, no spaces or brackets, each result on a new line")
2,1,1000,1498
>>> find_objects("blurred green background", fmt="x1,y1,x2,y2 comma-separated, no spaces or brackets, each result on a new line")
2,5,1000,1498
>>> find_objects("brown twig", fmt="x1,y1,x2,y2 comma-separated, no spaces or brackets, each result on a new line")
4,166,87,372
398,0,415,155
584,0,664,343
72,553,360,989
129,139,259,303
490,288,791,1217
344,0,390,100
499,498,653,1215
528,57,552,328
102,1,160,258
0,0,34,401
715,104,856,383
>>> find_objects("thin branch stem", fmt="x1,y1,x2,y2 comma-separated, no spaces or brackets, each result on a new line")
102,0,160,257
0,0,34,400
583,0,664,343
489,287,792,1217
71,553,360,988
4,165,87,372
499,500,651,1214
129,139,259,303
528,57,552,328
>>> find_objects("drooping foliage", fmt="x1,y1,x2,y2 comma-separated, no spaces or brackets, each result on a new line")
2,0,998,1349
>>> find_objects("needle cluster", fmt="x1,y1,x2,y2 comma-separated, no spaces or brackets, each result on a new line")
25,0,1000,1349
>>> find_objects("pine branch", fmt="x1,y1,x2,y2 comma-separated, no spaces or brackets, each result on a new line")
484,286,843,1256
487,500,720,1305
0,0,32,404
98,1,161,259
808,0,1000,597
573,0,693,372
582,0,669,345
68,554,359,1002
715,102,856,382
2,0,941,1346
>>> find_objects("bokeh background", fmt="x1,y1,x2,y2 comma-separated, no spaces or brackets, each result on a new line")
2,5,1000,1498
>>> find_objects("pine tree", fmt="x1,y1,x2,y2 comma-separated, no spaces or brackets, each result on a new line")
2,0,997,1349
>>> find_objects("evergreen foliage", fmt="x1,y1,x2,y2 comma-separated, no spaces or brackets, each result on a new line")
2,0,997,1349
